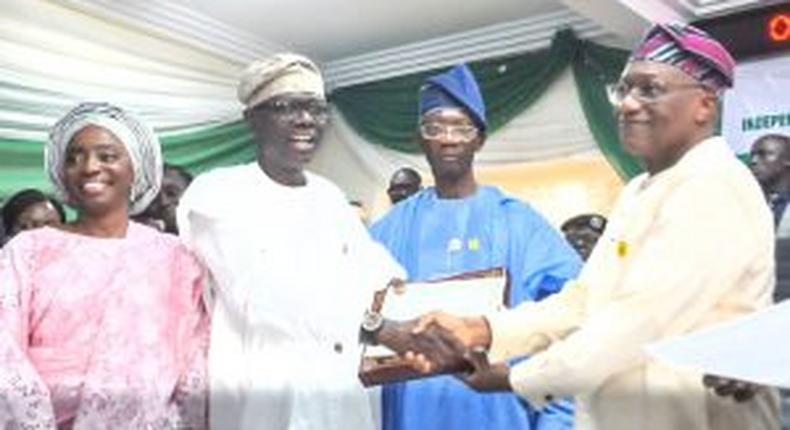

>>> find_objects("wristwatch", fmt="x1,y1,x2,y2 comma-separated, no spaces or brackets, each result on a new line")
359,309,384,346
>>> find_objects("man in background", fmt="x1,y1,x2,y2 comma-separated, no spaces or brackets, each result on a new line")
750,133,790,302
560,213,607,261
386,167,422,205
136,163,193,234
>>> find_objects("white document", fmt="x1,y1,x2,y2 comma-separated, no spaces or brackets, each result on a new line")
365,270,507,358
382,274,506,320
646,300,790,389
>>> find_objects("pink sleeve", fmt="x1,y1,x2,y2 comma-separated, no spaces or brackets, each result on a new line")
0,235,34,346
0,235,57,427
169,245,210,429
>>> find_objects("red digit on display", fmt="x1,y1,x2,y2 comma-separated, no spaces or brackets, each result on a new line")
768,13,790,42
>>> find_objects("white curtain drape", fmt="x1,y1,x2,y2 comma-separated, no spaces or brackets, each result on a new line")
0,0,244,142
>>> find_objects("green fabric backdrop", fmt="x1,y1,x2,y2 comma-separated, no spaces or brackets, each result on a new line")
332,29,643,179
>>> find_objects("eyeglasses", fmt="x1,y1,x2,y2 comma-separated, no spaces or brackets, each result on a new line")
606,80,710,106
419,122,479,142
256,98,329,123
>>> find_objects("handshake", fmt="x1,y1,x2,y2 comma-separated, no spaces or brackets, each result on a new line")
361,311,512,392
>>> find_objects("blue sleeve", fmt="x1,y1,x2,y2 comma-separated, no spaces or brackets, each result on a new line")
505,202,582,304
534,397,575,430
370,208,399,248
370,194,425,267
369,217,387,242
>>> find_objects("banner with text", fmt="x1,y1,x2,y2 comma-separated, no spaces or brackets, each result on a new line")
723,55,790,156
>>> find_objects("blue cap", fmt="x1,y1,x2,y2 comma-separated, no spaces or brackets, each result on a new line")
418,64,487,132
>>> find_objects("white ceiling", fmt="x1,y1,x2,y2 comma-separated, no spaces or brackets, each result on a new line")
58,0,780,88
170,0,565,61
157,0,778,61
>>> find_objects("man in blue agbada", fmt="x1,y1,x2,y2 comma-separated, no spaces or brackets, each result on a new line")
370,64,582,430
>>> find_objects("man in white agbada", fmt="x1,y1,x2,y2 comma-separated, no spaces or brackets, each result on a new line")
387,23,781,430
177,54,404,429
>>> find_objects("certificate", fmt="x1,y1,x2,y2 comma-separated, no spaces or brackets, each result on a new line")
359,268,508,386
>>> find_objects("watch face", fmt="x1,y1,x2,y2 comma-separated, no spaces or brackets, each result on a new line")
362,310,383,331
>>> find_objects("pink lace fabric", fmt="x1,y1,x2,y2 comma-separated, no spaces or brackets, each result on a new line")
0,223,209,429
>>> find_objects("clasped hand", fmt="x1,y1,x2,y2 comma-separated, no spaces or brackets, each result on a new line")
388,311,512,392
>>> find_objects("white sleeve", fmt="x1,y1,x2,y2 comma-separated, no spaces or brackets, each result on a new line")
177,176,250,315
486,279,588,362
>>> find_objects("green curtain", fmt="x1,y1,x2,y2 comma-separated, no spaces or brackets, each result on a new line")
160,120,255,171
0,121,254,199
332,29,643,180
571,38,642,179
0,137,50,196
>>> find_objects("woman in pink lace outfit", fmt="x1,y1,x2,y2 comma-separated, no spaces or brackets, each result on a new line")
0,102,209,429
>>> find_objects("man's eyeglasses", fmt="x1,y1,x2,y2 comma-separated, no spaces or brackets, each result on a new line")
256,98,329,123
606,80,710,106
419,122,479,142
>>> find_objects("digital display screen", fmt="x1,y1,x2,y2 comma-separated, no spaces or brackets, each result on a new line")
695,4,790,59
